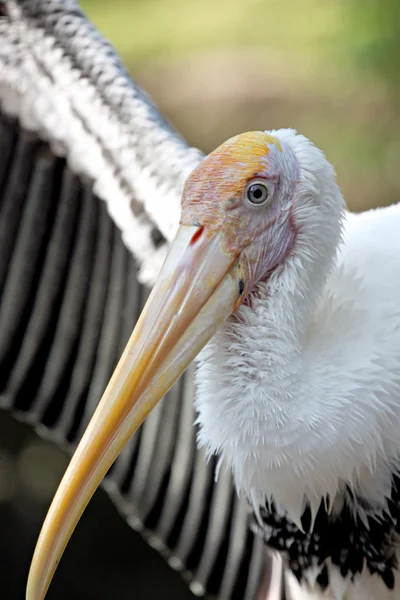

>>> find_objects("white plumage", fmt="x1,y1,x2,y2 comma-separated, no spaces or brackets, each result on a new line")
194,129,400,599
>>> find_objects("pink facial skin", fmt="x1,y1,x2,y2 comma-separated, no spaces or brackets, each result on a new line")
180,131,298,296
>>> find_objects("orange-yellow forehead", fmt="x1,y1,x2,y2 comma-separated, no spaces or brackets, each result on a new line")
206,131,282,177
181,132,282,244
185,131,282,199
182,131,282,232
211,131,282,165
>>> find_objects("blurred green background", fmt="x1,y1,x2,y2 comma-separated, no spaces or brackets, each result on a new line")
81,0,400,212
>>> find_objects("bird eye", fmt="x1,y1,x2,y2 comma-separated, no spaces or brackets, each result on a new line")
246,181,269,206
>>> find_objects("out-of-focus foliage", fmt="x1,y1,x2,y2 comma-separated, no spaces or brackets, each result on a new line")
346,0,400,90
81,0,342,66
81,0,400,212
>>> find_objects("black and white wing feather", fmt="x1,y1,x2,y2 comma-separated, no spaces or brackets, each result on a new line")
0,0,202,284
0,2,266,599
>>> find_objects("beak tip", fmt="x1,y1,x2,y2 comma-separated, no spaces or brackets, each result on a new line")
26,562,46,600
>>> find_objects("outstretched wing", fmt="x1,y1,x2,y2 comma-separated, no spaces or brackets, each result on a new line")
0,0,203,285
0,2,266,599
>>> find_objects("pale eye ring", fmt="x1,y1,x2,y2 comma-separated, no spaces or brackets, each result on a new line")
246,181,269,205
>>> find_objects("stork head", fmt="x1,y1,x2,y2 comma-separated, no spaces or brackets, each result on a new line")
179,128,342,296
180,130,298,296
26,130,344,600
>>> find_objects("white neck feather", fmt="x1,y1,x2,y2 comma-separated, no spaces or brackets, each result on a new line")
195,242,337,528
194,130,399,529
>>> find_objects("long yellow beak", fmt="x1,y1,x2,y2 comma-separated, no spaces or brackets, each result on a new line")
26,224,243,600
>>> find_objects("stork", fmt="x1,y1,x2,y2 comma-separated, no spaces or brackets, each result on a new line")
2,1,399,600
25,119,400,600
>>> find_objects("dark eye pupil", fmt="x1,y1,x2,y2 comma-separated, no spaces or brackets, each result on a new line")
247,183,268,204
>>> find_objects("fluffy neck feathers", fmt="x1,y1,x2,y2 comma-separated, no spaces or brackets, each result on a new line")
194,130,397,528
